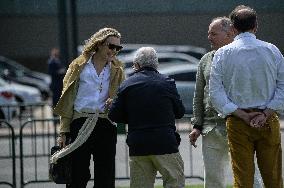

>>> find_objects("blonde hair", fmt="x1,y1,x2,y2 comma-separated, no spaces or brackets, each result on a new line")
82,27,121,56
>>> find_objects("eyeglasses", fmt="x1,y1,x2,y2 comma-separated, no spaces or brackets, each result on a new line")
105,43,123,52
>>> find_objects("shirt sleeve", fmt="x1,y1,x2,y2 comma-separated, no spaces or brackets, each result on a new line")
209,50,238,117
59,116,72,133
266,49,284,111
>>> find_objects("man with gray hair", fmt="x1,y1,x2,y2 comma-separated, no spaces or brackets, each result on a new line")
109,47,185,188
189,17,263,187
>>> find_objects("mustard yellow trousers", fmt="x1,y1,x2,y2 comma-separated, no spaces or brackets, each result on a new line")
226,113,283,188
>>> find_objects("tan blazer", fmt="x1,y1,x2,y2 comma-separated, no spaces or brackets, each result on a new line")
54,54,125,132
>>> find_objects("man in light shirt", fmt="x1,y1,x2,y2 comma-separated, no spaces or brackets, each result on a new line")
209,5,284,187
189,17,262,188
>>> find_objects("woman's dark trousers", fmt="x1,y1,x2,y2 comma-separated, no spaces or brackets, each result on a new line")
66,117,117,188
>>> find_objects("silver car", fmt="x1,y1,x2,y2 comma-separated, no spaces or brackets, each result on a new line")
0,56,51,100
120,51,199,69
0,77,42,104
159,63,197,114
0,88,18,120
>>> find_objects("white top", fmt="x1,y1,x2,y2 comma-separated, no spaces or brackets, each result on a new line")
74,57,110,113
209,32,284,117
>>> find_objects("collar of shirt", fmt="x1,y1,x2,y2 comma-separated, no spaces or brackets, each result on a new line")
234,32,256,41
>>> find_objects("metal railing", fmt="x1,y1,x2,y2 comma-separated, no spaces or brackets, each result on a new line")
19,118,58,188
0,120,16,188
17,116,203,188
0,102,51,160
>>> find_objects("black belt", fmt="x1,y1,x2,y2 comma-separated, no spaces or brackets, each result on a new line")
242,108,264,113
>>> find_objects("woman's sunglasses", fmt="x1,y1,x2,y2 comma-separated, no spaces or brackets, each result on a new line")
106,43,123,52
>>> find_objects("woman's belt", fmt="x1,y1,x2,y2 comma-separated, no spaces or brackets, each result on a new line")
73,110,108,120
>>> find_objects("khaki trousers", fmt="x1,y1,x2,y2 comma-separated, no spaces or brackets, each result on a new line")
226,113,283,188
129,152,185,188
203,125,263,188
202,126,230,188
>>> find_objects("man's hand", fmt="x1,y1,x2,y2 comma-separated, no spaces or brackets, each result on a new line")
250,108,275,128
232,109,262,125
189,128,201,148
250,113,267,128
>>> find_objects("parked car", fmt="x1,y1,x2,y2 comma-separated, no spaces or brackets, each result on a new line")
0,56,51,100
0,77,42,104
117,43,207,59
0,56,51,85
78,43,207,60
175,81,196,114
0,88,18,120
158,63,197,82
159,63,197,114
116,43,153,56
123,52,199,77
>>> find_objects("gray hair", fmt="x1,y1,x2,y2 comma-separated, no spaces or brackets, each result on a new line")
133,47,159,69
211,17,232,32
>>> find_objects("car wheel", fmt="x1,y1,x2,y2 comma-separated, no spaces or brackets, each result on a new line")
15,95,25,113
41,91,50,101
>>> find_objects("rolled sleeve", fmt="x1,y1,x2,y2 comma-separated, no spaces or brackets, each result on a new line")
221,102,238,117
59,117,72,133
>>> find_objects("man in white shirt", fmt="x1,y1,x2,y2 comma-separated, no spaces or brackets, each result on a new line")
189,17,263,188
209,5,284,187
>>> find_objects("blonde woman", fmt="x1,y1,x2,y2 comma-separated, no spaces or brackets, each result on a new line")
53,28,124,188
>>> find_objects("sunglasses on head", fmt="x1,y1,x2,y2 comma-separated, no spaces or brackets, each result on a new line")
106,43,123,52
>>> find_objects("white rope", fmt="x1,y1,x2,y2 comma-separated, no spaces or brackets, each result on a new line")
50,112,99,164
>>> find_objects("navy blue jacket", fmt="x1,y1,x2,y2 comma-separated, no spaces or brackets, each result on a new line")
108,67,185,156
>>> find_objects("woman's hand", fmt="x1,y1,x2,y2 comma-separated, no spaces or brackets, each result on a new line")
105,98,113,110
57,133,67,148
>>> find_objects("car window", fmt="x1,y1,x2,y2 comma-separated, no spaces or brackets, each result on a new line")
0,59,30,72
0,62,24,77
159,58,188,63
0,78,7,86
124,62,133,68
168,72,196,81
0,61,13,70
